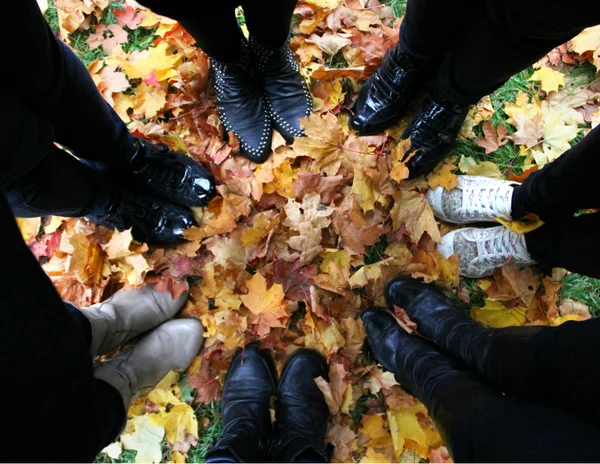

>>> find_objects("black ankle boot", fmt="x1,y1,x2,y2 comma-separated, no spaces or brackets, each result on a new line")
350,45,431,135
88,189,195,245
211,38,272,163
126,138,216,208
401,93,469,178
361,308,502,453
272,349,330,463
206,344,277,463
250,36,312,144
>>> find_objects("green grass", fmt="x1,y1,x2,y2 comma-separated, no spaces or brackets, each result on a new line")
187,402,222,462
381,0,408,18
44,0,59,34
365,235,389,265
560,274,600,318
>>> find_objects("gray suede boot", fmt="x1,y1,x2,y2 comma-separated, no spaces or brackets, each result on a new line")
78,285,188,357
93,319,204,411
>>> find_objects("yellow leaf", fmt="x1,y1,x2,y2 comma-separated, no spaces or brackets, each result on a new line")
304,0,341,9
102,228,134,259
390,139,411,183
148,403,198,444
387,405,429,459
359,414,393,448
470,299,527,328
494,214,544,234
121,415,165,464
529,67,565,93
390,190,441,243
263,160,298,198
109,42,181,82
571,26,600,70
360,447,390,464
427,162,458,191
465,161,504,179
314,249,350,294
134,83,167,119
240,272,288,336
123,254,150,286
16,218,41,242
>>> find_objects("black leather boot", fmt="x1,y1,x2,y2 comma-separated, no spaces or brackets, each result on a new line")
350,45,431,135
205,344,277,463
126,138,216,208
272,349,330,463
88,189,195,245
361,308,502,454
384,277,545,399
401,92,470,178
250,36,312,144
210,38,272,164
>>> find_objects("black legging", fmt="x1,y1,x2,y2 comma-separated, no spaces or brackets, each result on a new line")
400,0,600,105
137,0,298,62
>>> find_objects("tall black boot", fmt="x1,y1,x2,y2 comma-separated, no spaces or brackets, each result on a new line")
125,138,216,208
211,38,272,164
272,349,330,463
205,344,277,463
361,307,503,457
384,277,545,399
350,45,433,135
400,92,469,178
250,36,312,144
88,189,196,245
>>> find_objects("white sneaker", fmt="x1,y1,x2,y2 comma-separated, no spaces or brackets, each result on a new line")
437,226,536,278
427,175,517,224
93,319,204,411
79,286,188,357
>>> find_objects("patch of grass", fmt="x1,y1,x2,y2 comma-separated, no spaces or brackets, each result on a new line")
122,27,159,54
187,402,222,463
560,274,600,317
381,0,407,18
365,235,389,265
44,0,59,34
328,50,348,69
350,393,377,427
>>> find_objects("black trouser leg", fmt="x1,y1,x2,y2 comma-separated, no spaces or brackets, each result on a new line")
3,1,134,168
463,319,600,428
0,193,125,462
242,0,298,48
137,0,242,62
3,144,115,218
434,0,600,104
524,212,600,277
513,124,600,221
399,0,479,66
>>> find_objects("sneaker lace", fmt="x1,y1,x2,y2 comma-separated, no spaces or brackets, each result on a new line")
475,228,531,264
461,183,513,220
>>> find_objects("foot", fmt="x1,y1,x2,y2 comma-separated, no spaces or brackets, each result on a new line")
272,349,330,463
402,93,469,178
206,343,277,463
351,46,429,135
427,176,517,224
211,38,272,163
78,285,188,357
251,37,312,144
88,189,196,245
438,226,536,278
128,138,216,208
93,319,204,411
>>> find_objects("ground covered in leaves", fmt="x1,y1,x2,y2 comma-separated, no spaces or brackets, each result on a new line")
22,0,600,462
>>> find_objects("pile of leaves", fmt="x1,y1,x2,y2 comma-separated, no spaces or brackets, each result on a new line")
22,0,600,462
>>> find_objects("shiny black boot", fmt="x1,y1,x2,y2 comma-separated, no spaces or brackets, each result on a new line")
272,349,330,463
361,307,502,453
401,92,470,178
250,36,312,144
127,138,216,207
350,45,431,135
88,189,195,245
205,344,277,463
211,38,272,163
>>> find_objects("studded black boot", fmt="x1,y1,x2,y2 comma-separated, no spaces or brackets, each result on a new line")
88,189,195,245
400,92,470,178
205,344,277,463
350,44,432,135
126,137,216,207
210,38,272,163
250,36,312,144
271,349,330,463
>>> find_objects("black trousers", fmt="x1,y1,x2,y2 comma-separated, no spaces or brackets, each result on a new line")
0,193,126,462
138,0,297,62
436,319,600,462
401,0,600,105
1,0,133,217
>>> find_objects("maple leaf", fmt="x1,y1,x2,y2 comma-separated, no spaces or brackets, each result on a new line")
359,414,393,448
240,272,288,337
390,191,441,244
314,363,349,415
133,83,167,119
314,249,351,294
307,31,351,56
114,6,143,29
475,122,509,154
571,25,600,70
120,415,164,464
108,42,181,82
529,67,566,93
470,299,527,328
332,196,389,254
